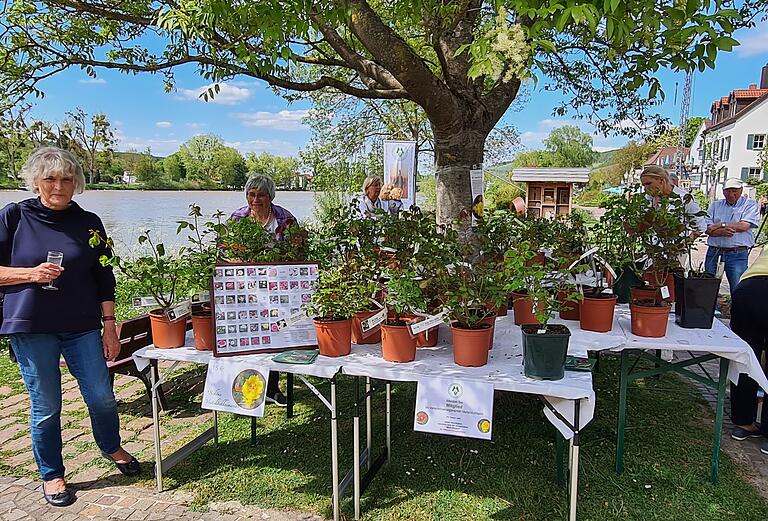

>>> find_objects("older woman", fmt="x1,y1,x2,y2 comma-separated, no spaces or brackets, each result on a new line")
357,176,401,218
0,147,140,507
230,173,296,406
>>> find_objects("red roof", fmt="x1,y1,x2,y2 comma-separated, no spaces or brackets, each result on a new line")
732,89,768,98
645,146,688,167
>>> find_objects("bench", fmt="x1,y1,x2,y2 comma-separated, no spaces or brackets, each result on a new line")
108,314,170,411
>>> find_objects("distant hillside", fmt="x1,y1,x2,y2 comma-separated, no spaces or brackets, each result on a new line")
595,149,618,167
114,150,165,163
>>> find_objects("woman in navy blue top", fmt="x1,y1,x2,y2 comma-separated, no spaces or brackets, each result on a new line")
0,147,140,507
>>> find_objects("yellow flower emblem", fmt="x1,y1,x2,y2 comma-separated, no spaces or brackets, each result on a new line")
242,374,265,408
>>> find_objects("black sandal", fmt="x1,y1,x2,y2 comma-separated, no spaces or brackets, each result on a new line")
101,451,141,477
41,483,75,507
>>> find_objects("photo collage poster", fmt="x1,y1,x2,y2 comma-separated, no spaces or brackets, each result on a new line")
211,263,319,357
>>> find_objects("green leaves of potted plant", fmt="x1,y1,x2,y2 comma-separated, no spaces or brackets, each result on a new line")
90,229,188,348
176,204,226,350
307,263,375,357
440,263,504,367
381,269,427,363
503,241,548,325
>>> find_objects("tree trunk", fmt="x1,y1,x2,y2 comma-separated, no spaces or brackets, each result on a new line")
433,125,488,224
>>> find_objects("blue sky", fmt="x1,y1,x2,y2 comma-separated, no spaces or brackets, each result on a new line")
28,19,768,159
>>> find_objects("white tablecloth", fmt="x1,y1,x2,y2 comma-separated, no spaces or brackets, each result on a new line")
611,306,768,390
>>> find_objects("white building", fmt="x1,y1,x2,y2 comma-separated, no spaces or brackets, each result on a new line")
122,171,137,184
695,64,768,197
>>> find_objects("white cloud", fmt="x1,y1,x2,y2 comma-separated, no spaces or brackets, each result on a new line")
117,137,182,156
186,122,207,130
176,82,252,105
155,121,172,128
231,110,310,131
737,21,768,57
225,139,299,156
78,78,106,85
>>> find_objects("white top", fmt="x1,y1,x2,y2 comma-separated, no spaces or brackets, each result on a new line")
705,196,761,248
356,195,402,218
646,186,707,233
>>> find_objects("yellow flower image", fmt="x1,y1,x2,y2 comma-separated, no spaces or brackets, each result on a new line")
242,374,265,408
477,419,491,434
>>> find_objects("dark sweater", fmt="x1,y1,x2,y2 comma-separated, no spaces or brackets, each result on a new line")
0,198,115,334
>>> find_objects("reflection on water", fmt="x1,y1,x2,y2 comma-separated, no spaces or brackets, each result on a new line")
0,190,317,255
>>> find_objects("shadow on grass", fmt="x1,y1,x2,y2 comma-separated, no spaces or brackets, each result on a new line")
149,356,768,521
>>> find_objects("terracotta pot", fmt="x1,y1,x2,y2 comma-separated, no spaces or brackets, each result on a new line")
511,292,542,326
485,300,508,317
557,291,580,321
451,325,492,367
478,316,496,349
642,271,676,302
351,309,382,344
512,196,526,215
191,312,214,351
149,309,187,348
629,303,671,337
381,322,417,362
629,286,661,304
579,295,617,332
525,252,547,267
313,318,352,357
416,325,440,347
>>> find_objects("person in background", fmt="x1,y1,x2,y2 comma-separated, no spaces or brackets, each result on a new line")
0,147,140,507
704,178,760,293
357,176,401,218
728,246,768,451
668,170,679,187
639,165,707,236
230,173,296,406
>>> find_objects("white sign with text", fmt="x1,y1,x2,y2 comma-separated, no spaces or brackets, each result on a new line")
414,377,494,440
202,357,269,417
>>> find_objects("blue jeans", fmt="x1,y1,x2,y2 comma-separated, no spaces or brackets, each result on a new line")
704,247,750,295
11,330,121,481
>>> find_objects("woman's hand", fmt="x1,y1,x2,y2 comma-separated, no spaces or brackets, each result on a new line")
102,323,120,361
27,262,64,284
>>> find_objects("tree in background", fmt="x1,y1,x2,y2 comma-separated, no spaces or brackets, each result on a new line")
177,134,226,186
246,152,300,188
543,125,598,167
2,1,759,222
216,147,248,189
161,153,187,182
612,140,654,183
134,149,165,188
63,108,115,184
0,100,33,180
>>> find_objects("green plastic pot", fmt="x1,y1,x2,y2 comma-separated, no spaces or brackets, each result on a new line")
521,325,571,381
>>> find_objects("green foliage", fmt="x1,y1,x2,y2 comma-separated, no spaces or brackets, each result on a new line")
383,269,427,322
134,151,166,188
246,152,300,188
175,204,227,295
484,173,524,211
574,187,615,207
306,263,377,320
90,229,186,310
693,190,709,211
416,175,436,212
543,125,599,167
217,217,309,264
439,263,503,329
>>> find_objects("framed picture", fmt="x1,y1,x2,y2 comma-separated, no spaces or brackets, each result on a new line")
211,262,319,357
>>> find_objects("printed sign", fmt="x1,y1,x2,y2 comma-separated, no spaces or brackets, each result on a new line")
383,140,416,209
470,168,484,223
360,308,387,334
212,263,319,357
202,357,268,417
409,311,447,336
165,301,192,322
414,377,495,440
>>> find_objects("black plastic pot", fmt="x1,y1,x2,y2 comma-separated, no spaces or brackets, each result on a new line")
673,272,721,329
613,266,642,304
521,324,571,381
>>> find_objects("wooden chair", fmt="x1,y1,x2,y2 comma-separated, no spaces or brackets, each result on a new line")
108,315,169,410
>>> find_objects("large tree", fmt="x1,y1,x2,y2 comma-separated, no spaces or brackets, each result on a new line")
1,0,763,221
62,108,116,184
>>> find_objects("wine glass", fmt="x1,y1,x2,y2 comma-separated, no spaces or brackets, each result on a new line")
43,251,64,291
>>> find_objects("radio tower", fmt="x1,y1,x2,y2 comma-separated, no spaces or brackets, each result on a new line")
675,71,693,185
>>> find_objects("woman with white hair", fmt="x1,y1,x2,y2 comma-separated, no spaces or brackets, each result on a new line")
230,173,297,405
357,176,401,218
0,147,140,507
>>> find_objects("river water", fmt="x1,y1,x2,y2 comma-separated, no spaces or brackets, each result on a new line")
0,190,317,255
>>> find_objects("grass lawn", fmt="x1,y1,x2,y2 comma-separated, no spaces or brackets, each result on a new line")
155,355,768,520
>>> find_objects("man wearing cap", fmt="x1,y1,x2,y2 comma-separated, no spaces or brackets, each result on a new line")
704,178,760,293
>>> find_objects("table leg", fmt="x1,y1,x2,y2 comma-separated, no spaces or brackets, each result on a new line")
354,377,361,521
330,377,340,521
213,411,219,448
555,431,565,486
568,400,581,521
250,417,258,447
287,372,294,419
385,382,392,462
366,377,372,471
711,357,729,484
150,360,163,492
616,349,631,475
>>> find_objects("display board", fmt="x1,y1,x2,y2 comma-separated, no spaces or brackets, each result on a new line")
211,262,319,357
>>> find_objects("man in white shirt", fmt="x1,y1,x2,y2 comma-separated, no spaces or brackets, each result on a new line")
704,178,760,294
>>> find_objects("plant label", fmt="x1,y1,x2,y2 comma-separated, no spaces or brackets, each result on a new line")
380,246,397,253
132,294,172,307
166,301,192,322
285,308,309,328
660,286,670,299
360,308,387,333
567,246,599,270
409,311,447,335
191,291,210,303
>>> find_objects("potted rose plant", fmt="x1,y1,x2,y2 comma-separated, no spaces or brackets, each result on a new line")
380,269,427,363
90,229,188,348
